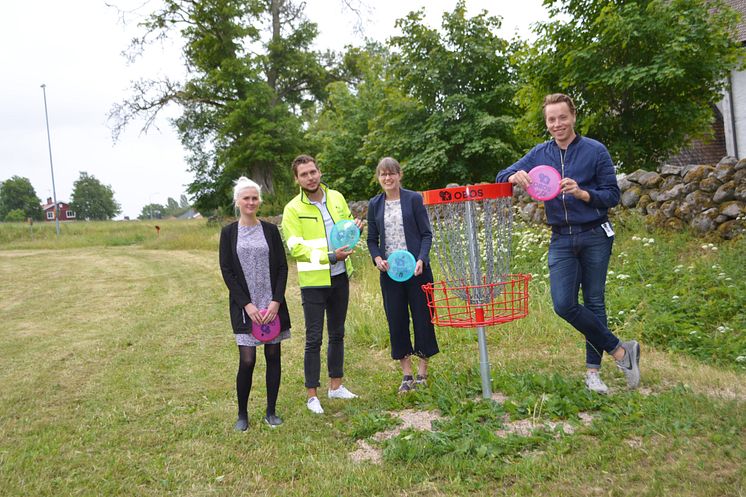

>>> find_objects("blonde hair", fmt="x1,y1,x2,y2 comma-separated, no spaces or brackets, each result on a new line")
233,177,262,203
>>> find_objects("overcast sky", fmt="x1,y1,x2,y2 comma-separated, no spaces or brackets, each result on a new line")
0,0,548,219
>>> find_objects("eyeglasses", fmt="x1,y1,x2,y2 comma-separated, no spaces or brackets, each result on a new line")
379,171,399,178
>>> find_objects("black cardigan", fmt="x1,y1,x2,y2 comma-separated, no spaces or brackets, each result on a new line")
219,220,291,334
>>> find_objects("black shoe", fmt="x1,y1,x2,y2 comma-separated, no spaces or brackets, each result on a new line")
234,416,249,431
264,414,283,427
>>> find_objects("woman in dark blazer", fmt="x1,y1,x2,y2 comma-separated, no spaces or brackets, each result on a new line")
219,177,291,430
367,157,439,393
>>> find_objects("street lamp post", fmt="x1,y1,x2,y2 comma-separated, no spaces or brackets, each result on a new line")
40,84,60,237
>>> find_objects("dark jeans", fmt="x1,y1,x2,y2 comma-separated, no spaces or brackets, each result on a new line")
300,273,349,388
548,226,620,369
380,265,439,360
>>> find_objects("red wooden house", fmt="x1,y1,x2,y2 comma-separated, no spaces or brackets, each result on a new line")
41,197,76,222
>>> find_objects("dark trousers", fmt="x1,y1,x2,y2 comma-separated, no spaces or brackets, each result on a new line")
300,273,349,388
380,265,439,360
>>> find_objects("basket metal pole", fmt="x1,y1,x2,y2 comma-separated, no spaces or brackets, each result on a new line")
465,189,492,399
477,326,492,399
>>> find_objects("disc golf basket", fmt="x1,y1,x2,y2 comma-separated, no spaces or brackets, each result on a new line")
421,183,531,398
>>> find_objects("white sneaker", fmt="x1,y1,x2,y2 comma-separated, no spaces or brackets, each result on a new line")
585,371,609,394
306,396,324,414
328,385,358,399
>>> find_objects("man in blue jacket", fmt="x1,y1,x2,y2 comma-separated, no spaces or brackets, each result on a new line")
496,93,641,393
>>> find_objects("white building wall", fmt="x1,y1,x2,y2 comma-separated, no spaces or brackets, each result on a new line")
724,69,746,159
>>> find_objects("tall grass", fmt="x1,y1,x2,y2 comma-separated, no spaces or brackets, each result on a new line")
0,218,221,251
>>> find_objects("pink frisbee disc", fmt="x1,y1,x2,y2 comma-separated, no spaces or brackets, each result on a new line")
251,310,281,343
526,165,561,201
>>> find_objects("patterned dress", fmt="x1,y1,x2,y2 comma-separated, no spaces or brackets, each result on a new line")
235,224,291,346
384,199,408,257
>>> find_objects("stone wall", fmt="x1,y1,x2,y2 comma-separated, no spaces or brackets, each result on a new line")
618,157,746,239
513,156,746,239
257,158,746,240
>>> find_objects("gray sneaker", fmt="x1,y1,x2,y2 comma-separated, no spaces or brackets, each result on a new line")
585,371,609,394
616,340,641,389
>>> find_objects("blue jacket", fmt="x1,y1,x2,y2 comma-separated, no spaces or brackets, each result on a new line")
496,135,620,229
366,188,433,265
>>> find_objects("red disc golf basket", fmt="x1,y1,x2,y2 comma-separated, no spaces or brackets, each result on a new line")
421,183,531,398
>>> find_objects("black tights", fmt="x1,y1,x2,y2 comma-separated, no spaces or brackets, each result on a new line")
236,343,281,417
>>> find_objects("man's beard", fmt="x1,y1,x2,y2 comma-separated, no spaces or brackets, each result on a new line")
302,185,320,195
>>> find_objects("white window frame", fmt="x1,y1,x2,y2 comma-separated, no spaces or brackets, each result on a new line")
46,211,55,220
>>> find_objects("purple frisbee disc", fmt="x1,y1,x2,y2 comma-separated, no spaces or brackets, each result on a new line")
252,310,281,342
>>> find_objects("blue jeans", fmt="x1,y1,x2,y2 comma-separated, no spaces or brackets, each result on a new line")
548,226,620,369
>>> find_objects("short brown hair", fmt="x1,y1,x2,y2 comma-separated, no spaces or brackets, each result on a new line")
292,155,317,176
543,93,576,116
375,157,402,178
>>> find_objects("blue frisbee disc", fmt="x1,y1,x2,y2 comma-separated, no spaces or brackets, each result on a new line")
330,219,360,250
387,250,416,282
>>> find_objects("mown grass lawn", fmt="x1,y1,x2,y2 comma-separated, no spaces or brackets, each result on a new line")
0,217,743,496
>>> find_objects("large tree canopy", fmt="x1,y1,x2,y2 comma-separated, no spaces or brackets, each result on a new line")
70,172,121,220
0,176,43,222
308,2,528,198
113,0,744,205
110,0,332,213
519,0,744,172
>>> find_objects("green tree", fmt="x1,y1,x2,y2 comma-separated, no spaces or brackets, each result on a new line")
179,194,190,209
308,2,528,195
138,203,165,220
388,3,527,188
306,44,417,199
519,0,744,172
70,172,121,220
4,209,28,223
109,0,332,213
0,176,43,221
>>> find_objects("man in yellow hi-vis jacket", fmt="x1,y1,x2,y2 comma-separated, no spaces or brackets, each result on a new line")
282,155,363,415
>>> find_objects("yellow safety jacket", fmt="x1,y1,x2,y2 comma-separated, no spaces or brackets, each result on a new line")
282,184,354,288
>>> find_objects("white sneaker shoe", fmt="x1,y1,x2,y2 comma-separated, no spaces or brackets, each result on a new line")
328,385,358,399
585,371,609,394
306,396,324,414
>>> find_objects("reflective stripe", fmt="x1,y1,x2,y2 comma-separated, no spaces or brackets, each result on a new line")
310,248,324,265
304,238,328,249
298,261,330,272
287,236,304,249
287,236,327,250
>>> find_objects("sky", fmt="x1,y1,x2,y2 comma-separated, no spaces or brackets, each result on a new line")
0,0,548,220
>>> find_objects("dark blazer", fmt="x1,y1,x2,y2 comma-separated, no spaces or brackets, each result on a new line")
366,188,433,265
219,220,291,334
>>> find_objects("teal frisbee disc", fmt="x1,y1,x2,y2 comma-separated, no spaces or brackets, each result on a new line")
330,219,360,250
387,250,416,282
